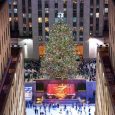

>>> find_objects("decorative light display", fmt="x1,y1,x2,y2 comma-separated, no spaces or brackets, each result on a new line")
55,84,68,99
47,84,75,99
40,20,79,80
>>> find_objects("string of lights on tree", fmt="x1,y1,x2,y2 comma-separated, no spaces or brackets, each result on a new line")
40,14,79,80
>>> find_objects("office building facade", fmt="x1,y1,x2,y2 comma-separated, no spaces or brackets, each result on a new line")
96,46,115,115
0,0,11,79
109,0,115,71
9,0,108,58
96,0,115,115
0,1,25,115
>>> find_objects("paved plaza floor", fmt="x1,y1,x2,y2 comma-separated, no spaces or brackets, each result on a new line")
26,104,95,115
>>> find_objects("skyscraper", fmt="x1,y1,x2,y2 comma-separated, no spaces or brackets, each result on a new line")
0,0,25,115
9,0,108,59
96,0,115,114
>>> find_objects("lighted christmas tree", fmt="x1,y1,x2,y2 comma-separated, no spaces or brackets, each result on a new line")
40,20,79,80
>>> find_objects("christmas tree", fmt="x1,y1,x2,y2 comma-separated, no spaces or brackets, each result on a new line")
40,21,79,80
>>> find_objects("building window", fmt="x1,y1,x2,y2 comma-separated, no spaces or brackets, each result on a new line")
90,0,94,5
28,9,31,13
104,8,108,13
38,23,42,36
14,4,17,8
45,1,49,8
38,0,42,10
28,13,32,18
90,17,93,24
45,8,49,13
38,18,42,23
14,13,18,17
73,22,76,27
96,8,99,13
9,17,12,22
80,22,83,26
38,37,43,41
96,0,99,5
38,11,42,17
45,17,49,22
29,22,32,27
28,0,31,7
45,32,49,36
96,18,99,31
23,27,26,31
64,11,67,17
79,37,83,41
63,1,67,8
23,13,26,18
79,31,83,36
73,17,77,22
90,26,93,31
96,13,99,18
22,0,25,6
55,3,58,8
29,27,32,31
80,2,84,18
73,11,77,17
22,7,26,13
14,8,17,13
45,13,49,17
90,8,93,13
23,18,26,24
9,4,11,9
73,2,77,9
45,27,49,32
73,31,77,36
45,22,49,27
79,27,83,31
55,10,58,17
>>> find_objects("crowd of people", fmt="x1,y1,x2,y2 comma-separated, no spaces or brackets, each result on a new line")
26,102,95,115
24,58,96,82
78,58,96,81
24,59,41,82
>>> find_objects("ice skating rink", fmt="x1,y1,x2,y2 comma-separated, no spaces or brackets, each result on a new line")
26,104,95,115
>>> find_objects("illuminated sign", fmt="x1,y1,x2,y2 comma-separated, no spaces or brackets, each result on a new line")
25,87,32,101
47,84,75,99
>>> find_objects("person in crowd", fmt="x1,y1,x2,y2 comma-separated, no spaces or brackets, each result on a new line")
34,108,37,114
64,105,66,110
